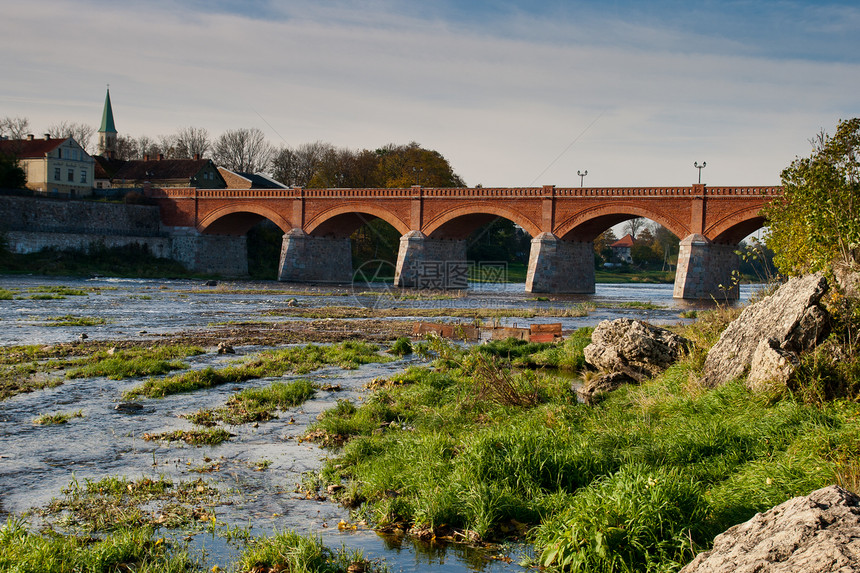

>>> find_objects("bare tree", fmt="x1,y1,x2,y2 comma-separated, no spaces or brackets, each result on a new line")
271,140,332,187
624,217,647,239
47,121,96,152
131,135,159,159
0,116,30,140
174,126,210,159
156,134,178,158
114,135,138,160
212,127,274,173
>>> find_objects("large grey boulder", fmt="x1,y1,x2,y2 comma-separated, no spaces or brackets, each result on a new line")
680,485,860,573
701,274,829,388
583,319,690,383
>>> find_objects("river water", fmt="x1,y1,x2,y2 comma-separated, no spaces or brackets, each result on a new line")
0,275,759,571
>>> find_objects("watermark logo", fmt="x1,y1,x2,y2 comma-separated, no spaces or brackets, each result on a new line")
350,260,508,309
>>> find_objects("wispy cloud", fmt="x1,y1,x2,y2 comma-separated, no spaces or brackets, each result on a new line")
1,0,857,186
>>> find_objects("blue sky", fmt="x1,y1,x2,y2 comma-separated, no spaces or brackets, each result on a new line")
2,0,858,187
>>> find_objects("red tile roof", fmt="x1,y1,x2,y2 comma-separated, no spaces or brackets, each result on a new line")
0,137,64,158
611,234,635,248
94,156,212,182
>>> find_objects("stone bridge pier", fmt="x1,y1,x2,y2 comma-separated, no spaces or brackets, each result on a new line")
673,234,739,299
394,231,468,289
278,229,353,283
525,233,595,293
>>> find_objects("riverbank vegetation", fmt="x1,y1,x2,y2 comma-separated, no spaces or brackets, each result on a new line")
302,300,860,571
185,379,317,426
124,341,391,399
0,343,205,401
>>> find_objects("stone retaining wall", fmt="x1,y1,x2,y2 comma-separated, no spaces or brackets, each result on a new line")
0,195,248,277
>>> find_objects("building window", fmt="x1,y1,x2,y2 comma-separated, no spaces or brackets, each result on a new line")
57,149,62,159
54,167,61,181
80,170,87,183
67,169,74,182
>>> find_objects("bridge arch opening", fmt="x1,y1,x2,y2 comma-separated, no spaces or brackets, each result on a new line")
425,212,534,285
590,216,682,275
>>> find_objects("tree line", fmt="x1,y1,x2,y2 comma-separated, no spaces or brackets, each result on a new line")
1,117,465,189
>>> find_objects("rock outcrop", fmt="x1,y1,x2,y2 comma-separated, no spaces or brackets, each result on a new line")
701,274,830,388
583,318,690,383
680,485,860,573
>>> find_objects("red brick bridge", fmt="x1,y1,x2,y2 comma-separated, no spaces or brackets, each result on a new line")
148,183,779,299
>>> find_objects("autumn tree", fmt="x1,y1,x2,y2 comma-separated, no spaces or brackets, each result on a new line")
764,118,860,275
212,127,274,173
594,228,619,267
0,116,30,140
376,142,465,188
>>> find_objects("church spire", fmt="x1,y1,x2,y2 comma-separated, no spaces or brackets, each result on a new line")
98,86,117,157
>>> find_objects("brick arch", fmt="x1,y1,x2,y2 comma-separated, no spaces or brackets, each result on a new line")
198,204,293,235
555,203,689,242
706,206,767,244
305,204,411,237
422,204,541,240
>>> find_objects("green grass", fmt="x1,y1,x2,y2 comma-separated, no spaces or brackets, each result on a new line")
125,341,390,399
44,315,108,327
234,529,386,573
143,427,232,446
39,475,220,532
0,518,197,573
27,286,89,296
308,335,860,571
0,344,204,401
0,288,14,300
33,410,83,425
186,379,317,426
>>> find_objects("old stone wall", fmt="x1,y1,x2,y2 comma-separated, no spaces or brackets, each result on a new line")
0,195,163,239
0,195,248,277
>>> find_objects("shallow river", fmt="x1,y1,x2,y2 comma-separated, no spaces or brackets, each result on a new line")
0,275,758,571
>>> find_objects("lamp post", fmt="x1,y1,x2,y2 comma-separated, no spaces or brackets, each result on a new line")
694,161,706,184
577,169,588,188
413,167,423,185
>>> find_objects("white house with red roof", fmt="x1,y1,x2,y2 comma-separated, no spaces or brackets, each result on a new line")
0,135,94,197
610,233,635,264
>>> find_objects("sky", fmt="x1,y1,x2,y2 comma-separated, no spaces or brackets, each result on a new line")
2,0,858,188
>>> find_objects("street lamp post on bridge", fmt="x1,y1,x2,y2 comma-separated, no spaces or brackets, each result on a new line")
577,169,588,187
694,161,706,184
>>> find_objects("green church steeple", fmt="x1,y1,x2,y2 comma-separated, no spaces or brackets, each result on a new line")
98,86,117,157
99,87,116,134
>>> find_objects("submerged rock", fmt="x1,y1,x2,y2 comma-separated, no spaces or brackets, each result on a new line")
583,318,690,383
681,485,860,573
701,274,830,388
114,402,144,413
